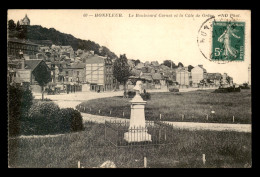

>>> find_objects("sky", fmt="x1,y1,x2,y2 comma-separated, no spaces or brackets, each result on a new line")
8,9,251,84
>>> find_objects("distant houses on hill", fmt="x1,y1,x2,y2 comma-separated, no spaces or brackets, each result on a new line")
7,14,234,93
8,36,234,93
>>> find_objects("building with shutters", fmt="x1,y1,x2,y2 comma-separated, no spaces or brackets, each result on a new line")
176,66,191,87
85,55,115,91
8,38,39,59
191,65,207,87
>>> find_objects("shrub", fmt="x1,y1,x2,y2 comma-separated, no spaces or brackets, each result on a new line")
8,84,34,136
23,102,84,135
25,101,60,135
59,108,84,133
125,90,151,100
126,91,136,98
140,92,151,100
169,88,179,92
213,87,241,93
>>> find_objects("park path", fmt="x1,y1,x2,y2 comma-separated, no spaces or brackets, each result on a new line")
33,89,251,133
81,113,251,133
33,91,123,109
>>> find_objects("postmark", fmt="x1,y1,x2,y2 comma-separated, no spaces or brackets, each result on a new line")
197,16,245,63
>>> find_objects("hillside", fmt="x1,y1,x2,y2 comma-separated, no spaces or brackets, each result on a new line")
8,25,118,59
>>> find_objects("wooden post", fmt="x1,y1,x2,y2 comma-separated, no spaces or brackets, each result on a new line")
110,110,112,115
182,114,184,121
160,114,162,120
90,107,91,111
78,161,80,168
84,107,85,111
144,157,147,168
123,112,124,117
202,154,206,165
99,110,101,114
206,114,208,120
233,116,235,123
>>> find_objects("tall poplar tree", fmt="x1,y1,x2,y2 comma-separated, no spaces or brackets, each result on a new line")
113,54,131,97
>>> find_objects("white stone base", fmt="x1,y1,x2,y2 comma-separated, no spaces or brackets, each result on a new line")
124,131,152,143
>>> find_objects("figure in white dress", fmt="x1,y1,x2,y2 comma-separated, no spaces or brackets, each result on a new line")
218,24,240,58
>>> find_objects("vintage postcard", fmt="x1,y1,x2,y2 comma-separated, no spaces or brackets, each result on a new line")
7,9,251,168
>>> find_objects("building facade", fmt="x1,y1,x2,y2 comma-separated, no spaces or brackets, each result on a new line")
85,55,114,91
8,38,39,59
8,58,51,92
191,65,207,87
176,67,191,87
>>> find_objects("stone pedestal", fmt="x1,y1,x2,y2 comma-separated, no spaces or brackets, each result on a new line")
124,93,152,143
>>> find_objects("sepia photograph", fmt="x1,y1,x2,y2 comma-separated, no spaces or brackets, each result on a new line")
7,9,251,168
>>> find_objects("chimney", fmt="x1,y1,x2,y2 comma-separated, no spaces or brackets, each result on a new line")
198,65,203,68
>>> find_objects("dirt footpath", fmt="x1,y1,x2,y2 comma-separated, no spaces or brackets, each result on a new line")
81,113,251,133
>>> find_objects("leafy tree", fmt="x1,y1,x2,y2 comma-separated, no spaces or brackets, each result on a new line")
163,60,176,69
188,65,194,72
8,25,118,59
134,59,141,66
113,54,131,97
178,62,184,68
8,20,16,30
16,21,22,31
8,84,33,136
33,63,52,100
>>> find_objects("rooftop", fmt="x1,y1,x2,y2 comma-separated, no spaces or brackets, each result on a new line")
152,73,163,80
85,55,106,64
24,59,44,71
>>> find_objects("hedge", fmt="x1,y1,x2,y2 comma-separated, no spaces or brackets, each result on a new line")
59,108,84,133
21,101,84,135
8,85,33,136
169,88,179,92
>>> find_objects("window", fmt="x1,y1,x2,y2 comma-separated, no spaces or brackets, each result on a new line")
77,71,79,76
66,71,69,76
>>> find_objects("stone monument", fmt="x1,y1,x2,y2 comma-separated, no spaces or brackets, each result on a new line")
124,81,152,143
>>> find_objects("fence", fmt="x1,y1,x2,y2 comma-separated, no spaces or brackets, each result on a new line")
76,104,248,124
105,120,175,147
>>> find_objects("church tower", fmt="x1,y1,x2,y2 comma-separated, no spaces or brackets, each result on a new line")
20,14,30,26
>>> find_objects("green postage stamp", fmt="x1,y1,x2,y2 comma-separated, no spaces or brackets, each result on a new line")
212,21,245,61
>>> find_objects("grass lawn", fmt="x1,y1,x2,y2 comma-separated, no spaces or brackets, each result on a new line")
8,122,251,168
77,89,251,124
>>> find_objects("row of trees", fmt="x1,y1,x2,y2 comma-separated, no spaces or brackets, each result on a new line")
8,19,24,31
162,60,194,72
